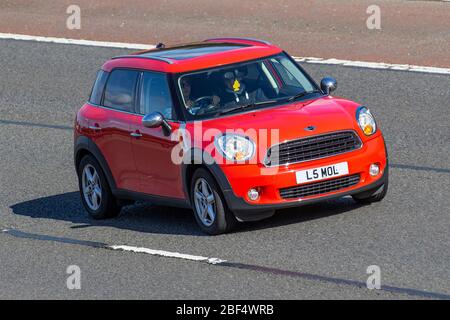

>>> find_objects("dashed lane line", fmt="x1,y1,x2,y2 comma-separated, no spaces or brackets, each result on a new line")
2,228,450,299
108,245,226,265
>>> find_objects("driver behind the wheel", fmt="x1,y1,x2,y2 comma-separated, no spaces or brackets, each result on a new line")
180,78,195,108
182,76,221,116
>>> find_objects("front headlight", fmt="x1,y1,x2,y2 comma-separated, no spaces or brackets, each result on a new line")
215,134,255,161
356,106,377,136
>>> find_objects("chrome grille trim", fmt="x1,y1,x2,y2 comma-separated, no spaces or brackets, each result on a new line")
264,130,362,167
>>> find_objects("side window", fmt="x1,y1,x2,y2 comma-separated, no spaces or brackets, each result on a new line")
89,70,109,105
271,57,314,92
103,69,139,112
139,72,174,120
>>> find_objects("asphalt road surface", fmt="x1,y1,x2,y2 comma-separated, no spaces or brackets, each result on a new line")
0,39,449,299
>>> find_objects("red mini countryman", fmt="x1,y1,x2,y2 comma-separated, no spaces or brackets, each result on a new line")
74,38,388,234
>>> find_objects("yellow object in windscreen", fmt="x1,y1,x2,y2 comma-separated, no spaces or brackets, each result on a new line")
232,79,240,92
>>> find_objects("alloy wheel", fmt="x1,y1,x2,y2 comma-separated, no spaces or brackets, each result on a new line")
193,178,216,227
82,164,102,211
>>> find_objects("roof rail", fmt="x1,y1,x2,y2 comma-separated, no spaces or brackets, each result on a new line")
204,37,271,46
112,55,174,64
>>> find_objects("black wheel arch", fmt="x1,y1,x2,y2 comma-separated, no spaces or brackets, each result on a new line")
181,148,233,206
180,149,276,222
74,135,117,191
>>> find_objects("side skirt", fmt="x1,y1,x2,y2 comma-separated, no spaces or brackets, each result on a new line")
113,189,191,209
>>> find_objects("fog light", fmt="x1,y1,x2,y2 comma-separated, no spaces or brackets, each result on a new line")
369,163,380,176
247,188,260,201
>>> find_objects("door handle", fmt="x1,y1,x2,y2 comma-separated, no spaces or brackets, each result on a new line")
130,132,143,138
88,124,101,131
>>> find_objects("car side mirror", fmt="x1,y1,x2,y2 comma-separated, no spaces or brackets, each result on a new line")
142,112,172,136
320,77,337,95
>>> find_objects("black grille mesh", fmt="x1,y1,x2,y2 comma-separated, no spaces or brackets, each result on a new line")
265,131,361,166
279,174,360,199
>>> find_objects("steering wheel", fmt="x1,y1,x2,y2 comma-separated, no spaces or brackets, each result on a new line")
194,96,214,105
193,96,217,115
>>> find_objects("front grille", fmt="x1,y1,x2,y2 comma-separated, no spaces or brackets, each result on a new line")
279,174,360,199
264,131,362,167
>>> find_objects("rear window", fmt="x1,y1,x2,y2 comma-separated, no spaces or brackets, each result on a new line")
89,70,109,105
103,69,139,112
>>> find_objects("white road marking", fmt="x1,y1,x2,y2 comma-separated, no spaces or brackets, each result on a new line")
3,228,450,299
291,56,450,75
108,245,226,265
1,32,449,74
0,32,152,50
0,227,226,264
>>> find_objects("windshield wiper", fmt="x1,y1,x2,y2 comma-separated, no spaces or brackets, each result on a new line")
286,90,321,102
218,100,279,116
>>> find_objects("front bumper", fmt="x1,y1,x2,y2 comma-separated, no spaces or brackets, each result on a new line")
223,165,387,221
210,134,388,221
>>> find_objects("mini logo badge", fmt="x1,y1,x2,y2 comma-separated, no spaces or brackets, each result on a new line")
304,125,316,131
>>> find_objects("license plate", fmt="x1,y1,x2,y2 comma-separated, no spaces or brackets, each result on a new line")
295,162,349,184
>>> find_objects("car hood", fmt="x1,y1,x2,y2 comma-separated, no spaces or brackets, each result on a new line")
201,96,362,145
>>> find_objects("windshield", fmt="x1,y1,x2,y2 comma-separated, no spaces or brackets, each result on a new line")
177,53,320,119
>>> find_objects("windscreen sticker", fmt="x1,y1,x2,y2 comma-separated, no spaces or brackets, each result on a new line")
233,79,240,92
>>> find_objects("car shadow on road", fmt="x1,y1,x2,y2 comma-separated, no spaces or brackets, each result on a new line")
234,197,365,233
10,191,206,236
10,191,365,236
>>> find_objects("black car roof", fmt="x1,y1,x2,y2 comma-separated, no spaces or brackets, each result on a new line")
134,42,249,61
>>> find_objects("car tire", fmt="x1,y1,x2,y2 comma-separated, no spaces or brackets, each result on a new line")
78,154,121,219
352,167,389,204
190,168,237,235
